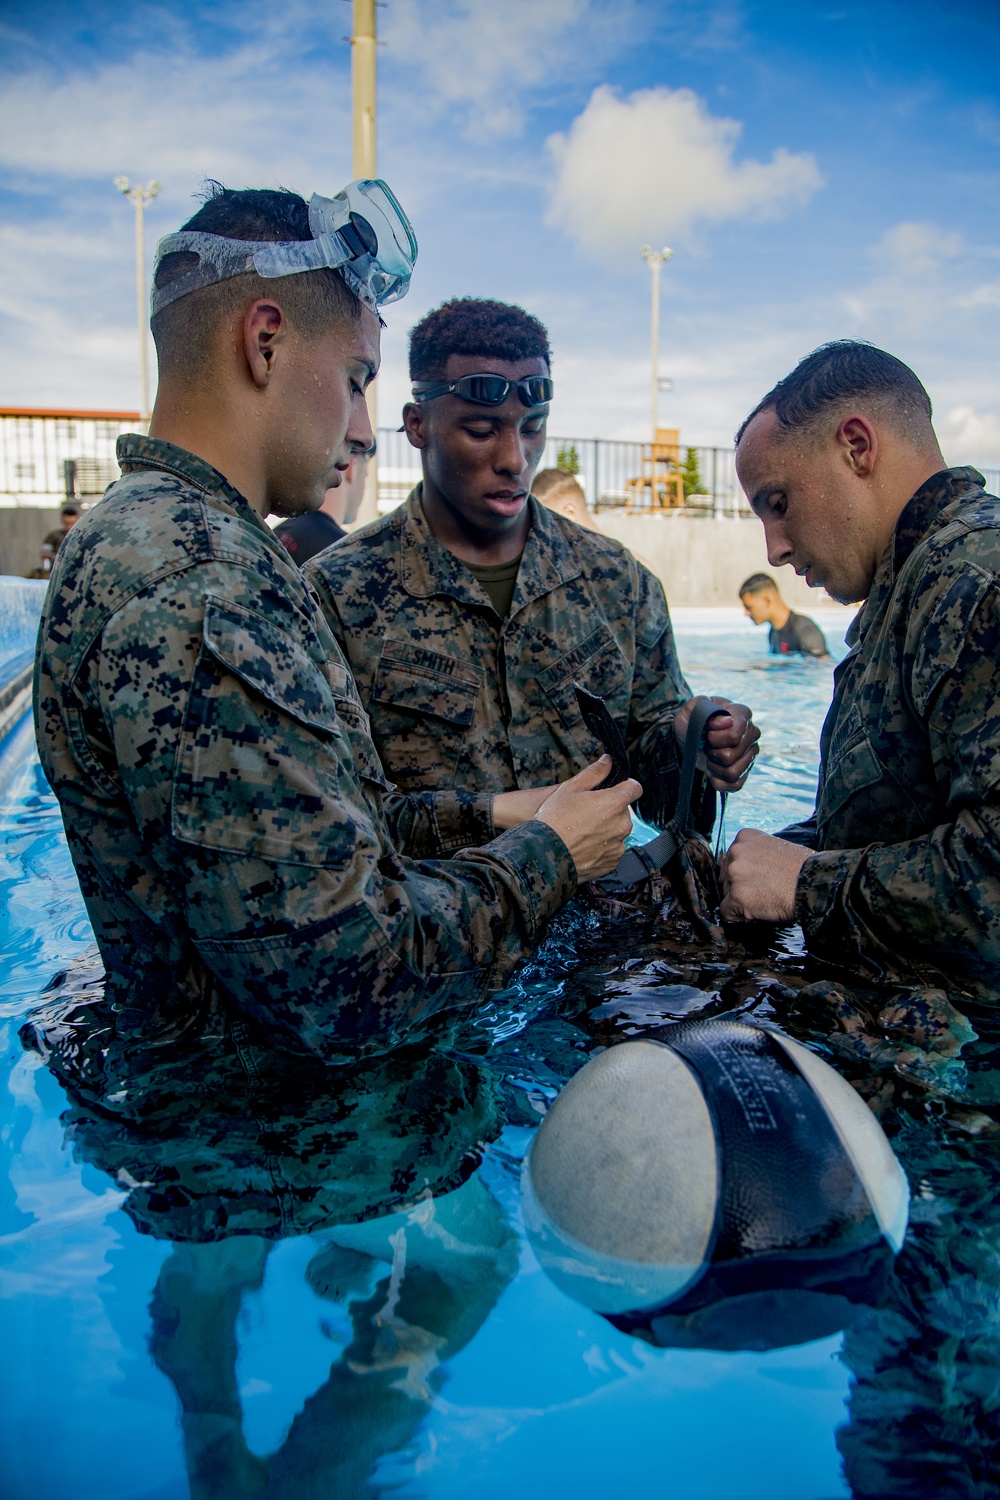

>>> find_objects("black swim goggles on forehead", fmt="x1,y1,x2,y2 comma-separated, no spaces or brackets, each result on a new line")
411,374,554,408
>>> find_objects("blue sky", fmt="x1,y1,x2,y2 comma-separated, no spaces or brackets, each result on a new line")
1,0,999,458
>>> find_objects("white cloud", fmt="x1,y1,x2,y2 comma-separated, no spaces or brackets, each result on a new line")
0,37,351,196
845,222,995,340
937,406,1000,468
383,0,638,138
956,281,1000,310
871,221,963,277
545,85,822,257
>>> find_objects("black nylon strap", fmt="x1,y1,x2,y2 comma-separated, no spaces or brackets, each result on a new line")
595,695,726,893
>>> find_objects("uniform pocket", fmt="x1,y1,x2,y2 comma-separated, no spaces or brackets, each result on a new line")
372,640,482,725
172,596,361,867
368,640,483,788
535,625,631,750
819,732,884,822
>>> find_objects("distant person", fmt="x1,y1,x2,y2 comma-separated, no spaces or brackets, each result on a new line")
274,441,374,565
722,339,1000,1000
306,296,759,831
739,572,829,658
40,504,81,570
533,467,601,532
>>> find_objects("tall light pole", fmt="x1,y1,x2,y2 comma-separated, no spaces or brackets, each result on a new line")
114,176,161,424
640,244,672,439
351,0,379,525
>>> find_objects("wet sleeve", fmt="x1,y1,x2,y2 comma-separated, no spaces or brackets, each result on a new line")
96,580,576,1059
795,576,1000,989
623,563,707,829
793,615,830,658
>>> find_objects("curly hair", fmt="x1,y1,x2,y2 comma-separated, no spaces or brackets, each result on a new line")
736,341,933,446
408,297,551,381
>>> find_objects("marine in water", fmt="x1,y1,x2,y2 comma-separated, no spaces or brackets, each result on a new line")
723,340,1000,1006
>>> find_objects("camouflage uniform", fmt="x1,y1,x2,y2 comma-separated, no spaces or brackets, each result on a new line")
782,468,1000,999
33,436,577,1061
305,487,700,829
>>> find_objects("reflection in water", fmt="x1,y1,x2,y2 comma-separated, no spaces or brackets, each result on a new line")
837,1118,1000,1499
22,957,517,1498
13,616,1000,1500
147,1178,517,1500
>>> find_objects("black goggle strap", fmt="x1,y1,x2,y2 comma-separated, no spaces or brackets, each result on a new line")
412,375,553,408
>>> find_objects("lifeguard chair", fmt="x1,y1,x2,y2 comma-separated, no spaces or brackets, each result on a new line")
625,428,685,511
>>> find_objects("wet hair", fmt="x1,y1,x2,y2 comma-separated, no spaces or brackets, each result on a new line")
739,573,777,597
151,183,361,377
533,468,586,505
408,297,551,381
735,341,934,447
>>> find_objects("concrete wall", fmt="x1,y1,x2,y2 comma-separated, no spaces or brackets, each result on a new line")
596,511,835,611
0,502,837,611
0,508,62,578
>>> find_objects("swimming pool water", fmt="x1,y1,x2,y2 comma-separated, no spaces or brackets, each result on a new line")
3,606,999,1499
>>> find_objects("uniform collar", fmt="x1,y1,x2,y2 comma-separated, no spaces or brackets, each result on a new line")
851,466,986,645
399,485,582,616
116,433,276,543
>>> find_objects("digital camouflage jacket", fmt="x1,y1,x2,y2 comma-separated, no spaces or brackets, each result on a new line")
305,488,699,828
783,468,1000,999
33,437,577,1062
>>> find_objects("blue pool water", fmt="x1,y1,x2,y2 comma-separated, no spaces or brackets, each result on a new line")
3,604,998,1499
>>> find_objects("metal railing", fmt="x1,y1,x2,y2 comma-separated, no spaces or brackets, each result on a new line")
2,411,998,520
374,428,752,516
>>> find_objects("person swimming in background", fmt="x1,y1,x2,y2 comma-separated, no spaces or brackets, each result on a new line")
739,572,830,658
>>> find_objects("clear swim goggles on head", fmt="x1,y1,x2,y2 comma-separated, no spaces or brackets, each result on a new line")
150,179,417,317
412,374,554,408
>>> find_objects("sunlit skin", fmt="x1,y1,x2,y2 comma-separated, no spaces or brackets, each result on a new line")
403,354,759,793
722,402,947,923
150,296,380,520
403,352,549,566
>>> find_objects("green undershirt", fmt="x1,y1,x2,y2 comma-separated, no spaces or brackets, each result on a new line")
464,554,523,619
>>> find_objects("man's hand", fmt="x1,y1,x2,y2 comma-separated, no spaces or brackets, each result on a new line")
492,785,554,830
721,827,809,923
536,756,643,883
674,695,760,792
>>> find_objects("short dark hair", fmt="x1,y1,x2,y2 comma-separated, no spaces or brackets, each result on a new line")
408,297,551,382
735,341,933,446
739,573,776,597
151,183,361,376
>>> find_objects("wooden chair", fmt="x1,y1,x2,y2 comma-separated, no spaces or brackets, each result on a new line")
625,428,685,511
